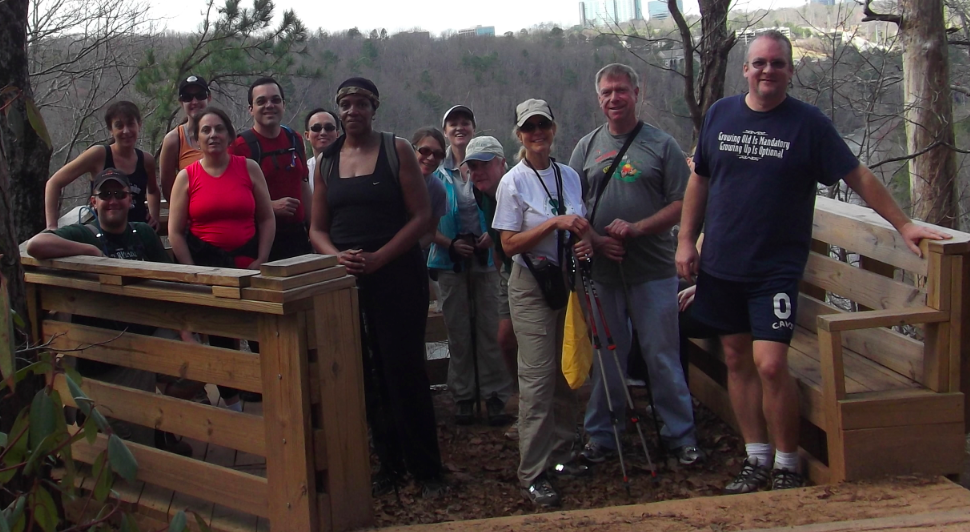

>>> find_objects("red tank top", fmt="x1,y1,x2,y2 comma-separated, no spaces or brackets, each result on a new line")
186,155,256,256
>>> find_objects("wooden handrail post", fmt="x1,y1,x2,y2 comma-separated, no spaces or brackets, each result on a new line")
259,311,318,531
311,288,374,531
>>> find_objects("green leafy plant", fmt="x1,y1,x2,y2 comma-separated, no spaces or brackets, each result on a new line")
0,273,206,532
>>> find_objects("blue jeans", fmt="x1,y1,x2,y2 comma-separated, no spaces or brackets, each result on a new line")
583,276,697,450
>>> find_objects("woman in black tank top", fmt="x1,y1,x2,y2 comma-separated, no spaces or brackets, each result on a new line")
44,101,161,231
309,77,445,497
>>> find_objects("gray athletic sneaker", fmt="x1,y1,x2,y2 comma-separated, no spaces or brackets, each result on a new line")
723,458,771,495
521,474,560,507
580,441,617,464
771,468,806,491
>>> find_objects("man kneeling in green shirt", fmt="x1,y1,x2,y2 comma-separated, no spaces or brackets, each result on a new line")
26,169,203,456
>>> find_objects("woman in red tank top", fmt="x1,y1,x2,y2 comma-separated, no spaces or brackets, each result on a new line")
168,108,275,270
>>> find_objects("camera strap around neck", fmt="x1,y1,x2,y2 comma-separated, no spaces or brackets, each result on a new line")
526,158,565,267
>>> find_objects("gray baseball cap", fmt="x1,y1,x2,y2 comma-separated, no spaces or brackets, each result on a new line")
441,104,476,128
461,136,505,166
515,99,554,127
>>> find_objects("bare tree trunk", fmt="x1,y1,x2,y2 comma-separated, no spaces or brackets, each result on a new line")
900,0,957,227
866,0,957,227
0,0,52,243
670,0,736,141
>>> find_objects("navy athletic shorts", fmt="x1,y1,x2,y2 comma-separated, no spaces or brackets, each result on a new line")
691,270,800,345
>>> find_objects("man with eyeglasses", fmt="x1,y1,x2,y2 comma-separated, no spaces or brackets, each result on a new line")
677,31,948,494
304,108,341,193
230,76,313,262
26,169,204,457
569,63,701,470
159,75,211,200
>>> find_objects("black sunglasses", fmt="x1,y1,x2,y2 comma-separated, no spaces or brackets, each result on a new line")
96,190,130,200
310,123,338,133
179,92,208,102
519,118,553,133
414,145,445,159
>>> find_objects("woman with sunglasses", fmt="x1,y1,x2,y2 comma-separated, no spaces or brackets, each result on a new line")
168,108,275,412
429,105,514,427
410,127,448,250
309,77,445,498
45,101,161,231
159,75,212,200
492,99,593,508
304,108,340,193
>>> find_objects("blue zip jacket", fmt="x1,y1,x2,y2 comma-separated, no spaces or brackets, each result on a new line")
427,162,493,270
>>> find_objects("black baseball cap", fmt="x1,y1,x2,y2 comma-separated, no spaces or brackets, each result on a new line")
92,168,130,192
178,75,209,96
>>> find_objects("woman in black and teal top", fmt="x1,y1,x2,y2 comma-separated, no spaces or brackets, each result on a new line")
44,101,161,231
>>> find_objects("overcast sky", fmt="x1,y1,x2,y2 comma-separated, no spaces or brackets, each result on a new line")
154,0,811,36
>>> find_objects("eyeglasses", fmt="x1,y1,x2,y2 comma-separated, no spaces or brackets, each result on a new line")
179,92,208,102
748,59,789,70
519,119,553,133
96,190,130,200
414,145,445,159
310,124,338,133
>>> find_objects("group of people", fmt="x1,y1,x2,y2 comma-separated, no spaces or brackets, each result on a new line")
30,29,949,509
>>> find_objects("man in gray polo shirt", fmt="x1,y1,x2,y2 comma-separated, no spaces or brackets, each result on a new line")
568,63,702,465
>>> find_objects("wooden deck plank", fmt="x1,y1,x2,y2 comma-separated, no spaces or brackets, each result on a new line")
72,434,269,517
789,328,916,393
23,254,258,287
45,321,263,393
28,271,287,314
803,251,926,310
53,374,265,455
207,440,260,532
39,285,260,340
259,254,338,277
250,265,347,291
169,437,215,531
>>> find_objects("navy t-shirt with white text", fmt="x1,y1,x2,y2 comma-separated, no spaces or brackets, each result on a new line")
693,94,859,281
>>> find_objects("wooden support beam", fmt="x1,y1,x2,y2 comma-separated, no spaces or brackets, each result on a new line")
53,374,265,455
312,289,373,531
259,255,338,277
43,320,262,392
72,434,269,518
259,313,318,531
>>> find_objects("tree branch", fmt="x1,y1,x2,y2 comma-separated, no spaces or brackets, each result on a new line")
860,0,901,24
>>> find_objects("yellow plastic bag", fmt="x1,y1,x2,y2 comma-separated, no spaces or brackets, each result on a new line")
562,290,593,389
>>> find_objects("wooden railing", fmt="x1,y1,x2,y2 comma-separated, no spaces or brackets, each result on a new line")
20,252,373,531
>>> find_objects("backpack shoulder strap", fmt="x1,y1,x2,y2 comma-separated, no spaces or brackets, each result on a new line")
382,131,400,184
282,125,307,161
239,129,261,162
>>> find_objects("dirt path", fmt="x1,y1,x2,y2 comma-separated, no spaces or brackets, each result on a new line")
379,476,970,531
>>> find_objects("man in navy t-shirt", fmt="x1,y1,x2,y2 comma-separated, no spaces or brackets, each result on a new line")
676,30,948,494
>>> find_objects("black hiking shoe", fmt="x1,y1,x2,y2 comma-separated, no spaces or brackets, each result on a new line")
154,430,192,457
522,474,560,508
485,394,510,426
455,400,475,425
771,468,806,491
420,476,449,499
371,470,402,497
723,458,771,495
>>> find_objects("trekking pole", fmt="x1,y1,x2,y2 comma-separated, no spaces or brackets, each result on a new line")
581,261,657,478
618,267,667,460
466,266,482,419
575,258,631,493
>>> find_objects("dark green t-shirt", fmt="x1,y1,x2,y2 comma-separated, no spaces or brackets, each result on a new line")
49,222,171,263
47,222,169,375
474,188,512,274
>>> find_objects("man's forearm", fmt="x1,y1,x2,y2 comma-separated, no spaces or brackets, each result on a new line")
678,174,709,243
635,201,683,236
26,234,100,259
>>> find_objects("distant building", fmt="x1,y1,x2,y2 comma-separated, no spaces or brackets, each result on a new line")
580,0,644,28
647,0,682,21
735,26,792,45
811,0,835,4
458,25,495,37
